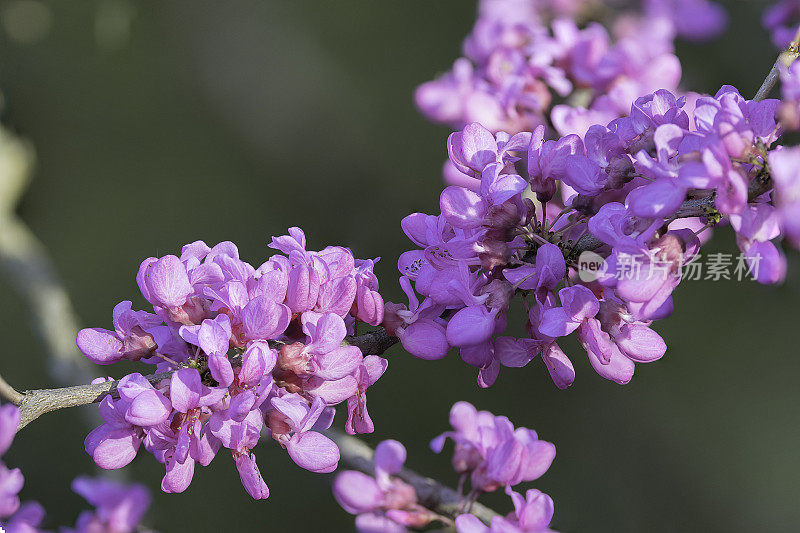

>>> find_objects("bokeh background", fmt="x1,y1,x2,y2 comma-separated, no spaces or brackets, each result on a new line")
0,1,798,531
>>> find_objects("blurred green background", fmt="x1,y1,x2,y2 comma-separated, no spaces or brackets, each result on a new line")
0,0,798,531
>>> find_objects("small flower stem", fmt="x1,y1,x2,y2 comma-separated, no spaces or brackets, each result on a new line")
754,24,800,101
152,352,182,368
547,206,573,231
552,218,583,239
542,201,548,230
457,473,467,499
0,374,23,405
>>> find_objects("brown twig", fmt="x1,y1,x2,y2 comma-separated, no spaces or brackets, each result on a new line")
0,329,397,431
0,373,23,405
5,371,174,430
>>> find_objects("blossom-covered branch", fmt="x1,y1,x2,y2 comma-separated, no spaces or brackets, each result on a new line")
0,377,508,527
331,402,561,531
393,78,797,390
0,328,396,431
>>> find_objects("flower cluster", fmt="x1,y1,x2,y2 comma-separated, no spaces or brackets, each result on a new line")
76,228,388,499
415,0,726,143
333,402,558,533
391,84,797,388
333,440,440,531
444,402,557,532
432,402,555,494
0,403,152,533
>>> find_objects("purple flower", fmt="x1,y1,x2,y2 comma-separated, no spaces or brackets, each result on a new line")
456,486,556,533
447,305,499,347
67,476,151,533
647,0,727,41
0,405,20,458
730,203,787,284
1,500,45,532
85,372,177,471
301,312,364,380
768,146,800,249
763,0,800,48
334,440,433,532
0,463,23,518
269,394,339,473
0,403,46,532
403,76,800,391
345,355,388,435
779,61,800,129
353,258,385,326
77,301,161,365
528,132,582,203
180,314,235,387
431,402,555,493
538,285,599,338
415,58,510,132
396,319,450,361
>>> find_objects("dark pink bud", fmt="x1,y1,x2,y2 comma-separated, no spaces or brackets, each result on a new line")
278,342,310,375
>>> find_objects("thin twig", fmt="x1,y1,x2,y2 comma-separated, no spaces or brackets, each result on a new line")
0,373,23,405
754,24,800,101
6,371,174,430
